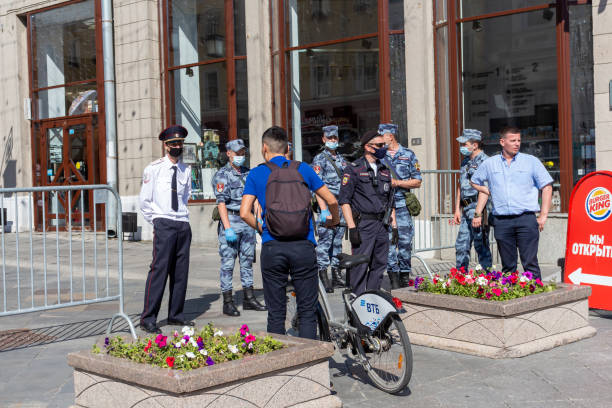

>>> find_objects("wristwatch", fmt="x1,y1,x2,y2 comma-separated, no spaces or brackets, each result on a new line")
474,212,482,218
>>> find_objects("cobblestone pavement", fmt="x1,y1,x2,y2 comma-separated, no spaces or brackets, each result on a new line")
0,238,611,407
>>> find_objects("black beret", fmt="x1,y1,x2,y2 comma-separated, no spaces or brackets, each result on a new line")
159,125,188,142
360,129,379,146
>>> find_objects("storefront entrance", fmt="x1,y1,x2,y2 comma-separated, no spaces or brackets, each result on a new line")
33,116,102,230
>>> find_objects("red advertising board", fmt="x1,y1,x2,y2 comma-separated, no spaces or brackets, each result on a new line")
564,171,612,310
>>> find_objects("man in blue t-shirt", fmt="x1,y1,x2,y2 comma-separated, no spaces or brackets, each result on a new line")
240,126,339,340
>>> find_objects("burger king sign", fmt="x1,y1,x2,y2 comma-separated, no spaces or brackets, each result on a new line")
585,187,611,222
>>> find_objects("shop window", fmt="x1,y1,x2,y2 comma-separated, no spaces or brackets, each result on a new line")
165,0,248,201
459,0,548,19
277,0,406,164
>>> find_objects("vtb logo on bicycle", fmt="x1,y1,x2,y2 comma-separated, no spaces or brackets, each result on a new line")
361,299,380,314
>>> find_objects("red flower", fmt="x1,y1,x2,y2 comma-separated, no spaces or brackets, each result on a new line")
510,276,518,284
485,292,492,299
519,281,527,288
456,275,466,285
408,279,415,287
529,284,536,293
144,339,152,352
492,288,502,297
166,356,175,368
477,287,484,295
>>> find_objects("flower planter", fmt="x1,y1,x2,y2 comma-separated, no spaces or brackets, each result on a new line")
393,283,596,358
67,331,341,408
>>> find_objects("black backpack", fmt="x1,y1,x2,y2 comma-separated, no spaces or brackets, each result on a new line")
264,161,312,240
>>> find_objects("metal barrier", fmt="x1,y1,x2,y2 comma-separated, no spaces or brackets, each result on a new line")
410,170,498,278
0,185,136,339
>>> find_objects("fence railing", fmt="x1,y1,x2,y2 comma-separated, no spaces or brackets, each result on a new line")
411,170,497,278
0,184,136,339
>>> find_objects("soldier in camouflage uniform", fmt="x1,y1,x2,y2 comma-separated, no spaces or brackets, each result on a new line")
380,124,422,289
212,139,266,316
452,129,492,270
311,125,347,293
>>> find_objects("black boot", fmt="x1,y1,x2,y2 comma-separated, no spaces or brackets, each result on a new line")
222,290,240,316
331,268,343,288
319,268,334,293
389,272,400,290
399,274,411,288
242,287,267,311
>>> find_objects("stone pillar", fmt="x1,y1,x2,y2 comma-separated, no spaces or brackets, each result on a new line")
593,2,612,168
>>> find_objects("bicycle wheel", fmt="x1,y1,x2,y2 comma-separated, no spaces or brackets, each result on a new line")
358,314,412,394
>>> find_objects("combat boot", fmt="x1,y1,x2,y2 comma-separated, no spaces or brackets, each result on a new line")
389,272,400,290
319,268,334,293
399,273,411,288
331,268,343,288
242,287,267,311
222,290,240,316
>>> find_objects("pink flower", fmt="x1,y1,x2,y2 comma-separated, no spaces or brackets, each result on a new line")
155,334,168,348
244,334,256,343
535,278,543,287
503,287,508,293
240,324,250,336
485,292,492,299
173,330,179,337
492,288,502,297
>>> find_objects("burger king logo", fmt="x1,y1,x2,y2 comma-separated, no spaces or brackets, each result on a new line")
585,187,612,222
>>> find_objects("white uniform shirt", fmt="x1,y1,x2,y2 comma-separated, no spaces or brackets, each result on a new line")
139,156,191,224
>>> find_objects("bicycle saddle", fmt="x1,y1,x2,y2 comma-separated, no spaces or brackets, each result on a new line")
336,253,369,269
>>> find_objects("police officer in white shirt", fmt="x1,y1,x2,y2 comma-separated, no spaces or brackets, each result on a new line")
139,125,194,334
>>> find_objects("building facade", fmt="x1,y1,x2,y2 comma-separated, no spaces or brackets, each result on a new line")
0,0,609,262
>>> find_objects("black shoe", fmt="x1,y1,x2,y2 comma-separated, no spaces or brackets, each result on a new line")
331,268,343,288
223,290,240,317
141,321,162,334
389,272,400,290
167,318,195,326
399,273,411,288
319,268,334,293
242,287,267,311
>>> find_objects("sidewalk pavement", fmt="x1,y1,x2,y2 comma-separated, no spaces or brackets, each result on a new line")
0,238,611,407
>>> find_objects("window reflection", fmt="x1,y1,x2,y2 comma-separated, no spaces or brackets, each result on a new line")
460,0,547,19
460,9,561,210
289,39,380,163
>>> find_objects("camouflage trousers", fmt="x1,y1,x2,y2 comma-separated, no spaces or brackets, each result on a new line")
316,212,346,270
218,215,255,292
388,206,414,275
455,207,492,270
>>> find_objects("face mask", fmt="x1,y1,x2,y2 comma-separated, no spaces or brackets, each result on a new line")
460,146,471,156
325,141,338,150
232,155,246,166
373,146,388,159
169,147,183,157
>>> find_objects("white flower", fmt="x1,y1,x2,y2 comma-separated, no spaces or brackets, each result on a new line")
181,326,195,337
476,276,488,286
175,342,182,348
519,276,529,283
199,349,208,356
181,338,187,344
442,281,449,288
189,338,198,348
228,344,239,354
475,264,483,271
214,330,223,337
185,352,196,359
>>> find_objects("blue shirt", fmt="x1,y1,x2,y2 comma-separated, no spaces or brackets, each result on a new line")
471,152,553,216
243,155,324,244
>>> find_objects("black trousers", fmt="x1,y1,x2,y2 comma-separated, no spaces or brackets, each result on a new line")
351,219,389,296
261,240,318,340
141,218,192,326
492,212,541,280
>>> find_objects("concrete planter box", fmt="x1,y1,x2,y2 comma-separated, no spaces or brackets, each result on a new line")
67,332,341,408
394,283,596,358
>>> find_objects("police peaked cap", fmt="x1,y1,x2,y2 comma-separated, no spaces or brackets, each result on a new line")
360,129,380,146
378,123,397,135
456,128,482,143
322,125,338,137
159,125,188,142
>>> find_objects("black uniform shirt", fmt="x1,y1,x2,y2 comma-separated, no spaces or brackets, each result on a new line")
338,157,394,214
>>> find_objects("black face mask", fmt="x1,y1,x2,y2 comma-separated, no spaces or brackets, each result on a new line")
169,147,183,157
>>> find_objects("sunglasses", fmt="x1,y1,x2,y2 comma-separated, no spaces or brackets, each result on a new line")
165,140,184,147
368,142,385,148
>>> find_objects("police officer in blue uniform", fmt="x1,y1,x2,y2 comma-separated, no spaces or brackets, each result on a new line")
452,129,492,270
311,125,348,293
212,139,266,316
139,125,194,334
379,124,422,289
339,130,397,296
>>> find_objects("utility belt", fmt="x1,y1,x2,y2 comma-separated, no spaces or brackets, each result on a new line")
360,212,386,221
226,209,241,216
460,195,478,208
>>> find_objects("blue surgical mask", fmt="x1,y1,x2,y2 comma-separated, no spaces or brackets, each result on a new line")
373,146,388,159
232,156,246,166
460,146,471,156
325,141,338,150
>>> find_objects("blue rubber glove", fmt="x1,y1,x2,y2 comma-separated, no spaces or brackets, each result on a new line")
225,228,238,243
318,209,331,225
